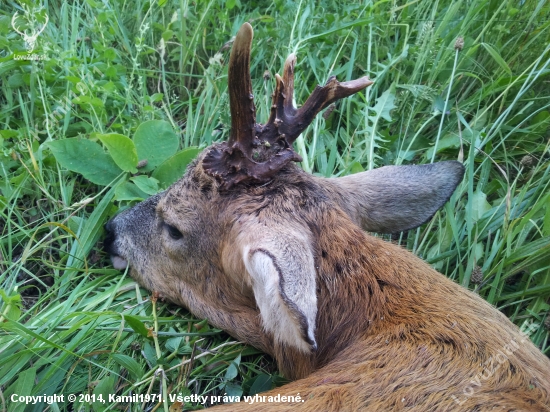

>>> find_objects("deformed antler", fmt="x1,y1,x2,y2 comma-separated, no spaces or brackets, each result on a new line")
203,23,373,188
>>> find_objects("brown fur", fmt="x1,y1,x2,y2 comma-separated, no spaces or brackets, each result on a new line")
104,156,550,411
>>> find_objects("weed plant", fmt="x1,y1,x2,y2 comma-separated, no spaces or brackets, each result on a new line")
1,0,549,411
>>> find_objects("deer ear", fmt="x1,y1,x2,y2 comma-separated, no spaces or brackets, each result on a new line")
331,161,464,233
241,228,317,353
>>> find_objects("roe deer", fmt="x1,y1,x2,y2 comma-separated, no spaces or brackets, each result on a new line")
104,23,550,411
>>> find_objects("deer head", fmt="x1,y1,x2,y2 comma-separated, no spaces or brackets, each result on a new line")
104,23,464,378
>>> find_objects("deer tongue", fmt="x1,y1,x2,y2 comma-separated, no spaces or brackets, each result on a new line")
111,255,128,270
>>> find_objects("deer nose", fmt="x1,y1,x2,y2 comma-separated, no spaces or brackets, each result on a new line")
103,219,128,270
103,219,116,255
104,219,114,234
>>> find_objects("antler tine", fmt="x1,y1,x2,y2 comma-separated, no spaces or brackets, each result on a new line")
283,75,373,144
267,55,296,127
282,54,297,114
265,54,373,145
227,22,256,155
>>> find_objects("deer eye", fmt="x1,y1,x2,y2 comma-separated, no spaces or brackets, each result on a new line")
165,223,183,240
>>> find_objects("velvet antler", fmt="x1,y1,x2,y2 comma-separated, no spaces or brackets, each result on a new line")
202,23,373,188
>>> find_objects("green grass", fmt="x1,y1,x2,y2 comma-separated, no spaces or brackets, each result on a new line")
1,0,550,411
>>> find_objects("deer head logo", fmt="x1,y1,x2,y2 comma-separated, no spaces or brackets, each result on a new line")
11,8,49,53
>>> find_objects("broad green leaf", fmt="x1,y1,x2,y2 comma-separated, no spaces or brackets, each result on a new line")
8,73,24,88
225,367,238,382
0,289,21,306
165,336,192,355
225,353,241,380
224,382,243,398
165,336,183,352
0,289,21,321
90,97,104,108
362,85,395,169
134,120,179,172
426,133,460,160
248,374,273,396
470,190,491,222
114,182,148,202
469,109,488,128
105,66,118,78
162,30,174,41
97,133,138,173
131,175,159,195
150,93,163,102
103,48,117,61
93,375,115,411
0,16,10,34
73,95,91,104
47,138,122,186
369,87,396,122
143,342,157,365
152,147,200,188
124,315,150,338
111,353,144,380
226,0,236,9
3,304,21,321
0,129,18,139
532,110,549,125
472,242,484,262
349,161,364,174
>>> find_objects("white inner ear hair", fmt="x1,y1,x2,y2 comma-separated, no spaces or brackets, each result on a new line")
243,245,317,353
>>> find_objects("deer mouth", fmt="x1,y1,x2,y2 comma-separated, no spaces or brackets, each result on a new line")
103,221,129,270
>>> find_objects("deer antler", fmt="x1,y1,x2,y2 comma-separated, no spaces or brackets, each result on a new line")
202,23,373,189
226,22,255,157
